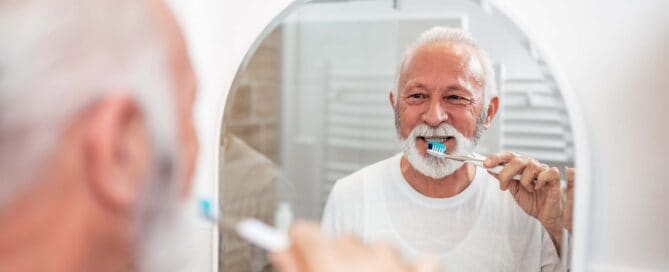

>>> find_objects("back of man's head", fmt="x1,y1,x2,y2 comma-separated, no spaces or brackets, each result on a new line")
0,0,177,205
0,0,188,270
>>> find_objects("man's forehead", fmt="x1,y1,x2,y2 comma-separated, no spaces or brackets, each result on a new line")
147,0,197,99
400,42,484,91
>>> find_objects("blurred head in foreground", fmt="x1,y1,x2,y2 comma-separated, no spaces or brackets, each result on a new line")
0,0,198,270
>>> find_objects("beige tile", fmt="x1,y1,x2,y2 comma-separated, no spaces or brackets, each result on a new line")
229,84,252,120
251,84,280,119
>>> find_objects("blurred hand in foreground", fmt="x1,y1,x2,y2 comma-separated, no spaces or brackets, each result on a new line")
270,221,440,272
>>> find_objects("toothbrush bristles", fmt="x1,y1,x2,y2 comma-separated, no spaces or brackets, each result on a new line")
426,141,447,158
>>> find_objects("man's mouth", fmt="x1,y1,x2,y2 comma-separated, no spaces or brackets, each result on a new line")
417,136,455,143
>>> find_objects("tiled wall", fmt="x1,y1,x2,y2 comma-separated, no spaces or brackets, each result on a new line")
225,28,281,163
219,28,282,272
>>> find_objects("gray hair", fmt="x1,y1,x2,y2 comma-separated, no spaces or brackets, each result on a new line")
394,27,497,109
0,0,178,209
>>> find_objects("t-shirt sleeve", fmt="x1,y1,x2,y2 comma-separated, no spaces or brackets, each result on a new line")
321,174,365,237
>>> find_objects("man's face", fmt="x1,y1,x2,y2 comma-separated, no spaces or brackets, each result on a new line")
393,42,487,176
155,0,199,196
172,42,198,197
134,2,198,271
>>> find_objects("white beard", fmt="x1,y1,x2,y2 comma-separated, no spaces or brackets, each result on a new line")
134,162,197,272
137,203,197,272
399,123,476,179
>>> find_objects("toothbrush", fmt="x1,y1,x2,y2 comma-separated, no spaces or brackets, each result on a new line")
236,218,291,252
427,141,522,180
198,197,291,253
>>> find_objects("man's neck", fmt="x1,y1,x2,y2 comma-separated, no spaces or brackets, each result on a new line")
0,186,86,271
0,180,129,272
400,156,477,198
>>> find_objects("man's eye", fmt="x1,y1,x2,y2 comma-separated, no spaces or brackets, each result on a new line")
408,94,427,99
446,95,472,104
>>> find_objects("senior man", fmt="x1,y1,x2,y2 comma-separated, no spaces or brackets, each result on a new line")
0,0,436,271
322,27,567,271
0,0,198,270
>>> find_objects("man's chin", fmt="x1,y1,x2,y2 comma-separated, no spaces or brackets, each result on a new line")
138,204,195,272
404,153,462,179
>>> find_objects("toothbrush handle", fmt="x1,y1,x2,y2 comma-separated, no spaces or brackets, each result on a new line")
236,218,290,252
468,161,522,181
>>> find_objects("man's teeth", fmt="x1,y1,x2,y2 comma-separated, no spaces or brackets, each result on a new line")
422,136,453,143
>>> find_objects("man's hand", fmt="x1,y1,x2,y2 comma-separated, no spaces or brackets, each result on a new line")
270,221,439,272
563,167,574,233
484,152,564,251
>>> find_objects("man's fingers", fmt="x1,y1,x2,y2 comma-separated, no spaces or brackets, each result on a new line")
288,221,327,249
370,242,403,263
526,163,547,190
269,251,300,272
496,156,526,189
484,151,519,168
483,153,502,168
566,167,575,188
488,171,511,191
536,166,560,190
332,234,367,259
492,170,521,193
519,159,542,192
287,221,331,271
486,152,561,193
278,222,433,272
564,167,575,233
366,242,410,272
411,255,441,272
485,152,526,192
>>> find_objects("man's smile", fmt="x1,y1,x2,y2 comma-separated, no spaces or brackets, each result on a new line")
417,136,454,143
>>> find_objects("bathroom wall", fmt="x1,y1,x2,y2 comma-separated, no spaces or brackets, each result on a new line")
225,28,282,163
279,0,572,219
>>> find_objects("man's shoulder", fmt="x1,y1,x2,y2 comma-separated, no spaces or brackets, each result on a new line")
333,154,400,191
322,155,400,233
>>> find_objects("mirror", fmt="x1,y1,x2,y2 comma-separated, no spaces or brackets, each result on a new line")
219,0,575,271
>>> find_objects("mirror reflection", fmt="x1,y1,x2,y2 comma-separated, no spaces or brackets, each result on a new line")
220,1,574,271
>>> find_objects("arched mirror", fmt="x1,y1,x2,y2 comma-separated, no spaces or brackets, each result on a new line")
218,0,575,271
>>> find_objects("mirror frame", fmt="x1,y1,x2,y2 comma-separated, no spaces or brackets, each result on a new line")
216,1,591,271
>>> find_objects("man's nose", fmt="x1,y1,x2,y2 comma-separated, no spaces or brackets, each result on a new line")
422,99,448,127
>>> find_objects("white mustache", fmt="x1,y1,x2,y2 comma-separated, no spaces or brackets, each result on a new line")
411,123,460,138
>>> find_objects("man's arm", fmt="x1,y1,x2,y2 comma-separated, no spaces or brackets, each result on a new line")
321,176,365,236
484,152,570,253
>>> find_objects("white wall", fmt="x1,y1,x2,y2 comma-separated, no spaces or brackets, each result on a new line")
168,0,669,271
494,1,669,271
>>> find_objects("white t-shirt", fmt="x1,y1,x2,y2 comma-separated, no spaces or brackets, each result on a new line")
322,154,562,272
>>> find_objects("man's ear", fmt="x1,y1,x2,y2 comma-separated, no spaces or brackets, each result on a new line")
483,96,499,129
84,95,151,214
389,90,396,110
